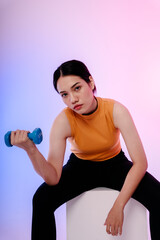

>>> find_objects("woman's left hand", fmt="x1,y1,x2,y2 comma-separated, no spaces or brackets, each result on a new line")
104,204,124,236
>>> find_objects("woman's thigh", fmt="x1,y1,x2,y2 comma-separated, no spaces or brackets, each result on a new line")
98,154,160,211
33,154,100,211
132,172,160,211
34,152,160,212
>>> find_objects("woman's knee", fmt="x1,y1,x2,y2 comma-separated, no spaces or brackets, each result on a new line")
32,183,56,211
152,190,160,212
148,176,160,209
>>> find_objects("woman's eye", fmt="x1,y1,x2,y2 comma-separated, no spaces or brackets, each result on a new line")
75,86,81,91
61,93,68,98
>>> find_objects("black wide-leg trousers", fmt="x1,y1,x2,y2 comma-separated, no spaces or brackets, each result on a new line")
32,150,160,240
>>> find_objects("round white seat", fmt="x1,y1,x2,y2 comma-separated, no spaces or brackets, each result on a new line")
66,188,148,240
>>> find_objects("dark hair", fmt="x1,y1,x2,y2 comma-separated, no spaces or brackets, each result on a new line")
53,60,96,93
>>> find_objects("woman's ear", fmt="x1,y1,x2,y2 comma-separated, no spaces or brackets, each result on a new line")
89,76,95,90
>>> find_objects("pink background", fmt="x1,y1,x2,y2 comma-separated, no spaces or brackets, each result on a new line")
1,0,160,239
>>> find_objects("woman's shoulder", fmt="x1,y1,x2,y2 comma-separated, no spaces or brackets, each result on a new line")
97,97,116,114
98,97,115,104
98,97,128,111
51,110,72,138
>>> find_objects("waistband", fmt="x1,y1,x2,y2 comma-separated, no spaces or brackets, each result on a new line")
68,149,128,166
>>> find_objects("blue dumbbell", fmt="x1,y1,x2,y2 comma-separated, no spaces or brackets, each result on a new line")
4,128,43,147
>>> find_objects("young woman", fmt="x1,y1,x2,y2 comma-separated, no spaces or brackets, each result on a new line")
11,60,160,240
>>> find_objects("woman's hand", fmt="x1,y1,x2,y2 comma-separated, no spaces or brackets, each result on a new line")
104,204,124,236
10,130,35,152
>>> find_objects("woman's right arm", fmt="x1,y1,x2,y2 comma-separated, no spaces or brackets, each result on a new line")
11,111,71,185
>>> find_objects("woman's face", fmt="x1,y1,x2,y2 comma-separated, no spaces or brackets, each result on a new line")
57,75,97,114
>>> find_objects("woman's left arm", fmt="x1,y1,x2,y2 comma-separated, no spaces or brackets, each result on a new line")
104,101,148,236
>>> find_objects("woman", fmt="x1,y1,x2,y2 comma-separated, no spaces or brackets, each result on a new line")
11,60,160,240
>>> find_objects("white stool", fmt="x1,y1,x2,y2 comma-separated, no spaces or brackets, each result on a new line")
66,188,148,240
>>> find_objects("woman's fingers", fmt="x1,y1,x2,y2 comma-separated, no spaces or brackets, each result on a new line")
105,223,121,236
104,206,123,236
11,130,29,146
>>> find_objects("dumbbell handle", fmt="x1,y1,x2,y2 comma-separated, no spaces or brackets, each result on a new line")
4,128,43,147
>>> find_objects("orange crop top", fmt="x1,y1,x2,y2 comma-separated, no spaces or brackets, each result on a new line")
64,97,121,161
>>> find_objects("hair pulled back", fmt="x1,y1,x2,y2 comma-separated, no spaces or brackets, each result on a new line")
53,60,96,93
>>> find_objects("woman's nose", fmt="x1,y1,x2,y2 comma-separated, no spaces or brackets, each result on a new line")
70,93,78,104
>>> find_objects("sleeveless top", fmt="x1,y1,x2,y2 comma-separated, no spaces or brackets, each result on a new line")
64,97,121,161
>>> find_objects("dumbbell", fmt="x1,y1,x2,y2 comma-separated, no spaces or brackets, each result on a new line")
4,128,43,147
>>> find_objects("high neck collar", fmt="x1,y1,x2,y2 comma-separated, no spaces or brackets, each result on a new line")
82,97,98,116
75,97,101,120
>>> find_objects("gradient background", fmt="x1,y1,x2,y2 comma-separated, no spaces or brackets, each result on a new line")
0,0,160,239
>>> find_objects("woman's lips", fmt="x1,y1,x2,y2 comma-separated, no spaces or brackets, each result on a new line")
74,104,83,110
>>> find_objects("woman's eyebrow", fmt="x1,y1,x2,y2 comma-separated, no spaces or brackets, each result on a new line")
59,82,80,94
71,82,81,89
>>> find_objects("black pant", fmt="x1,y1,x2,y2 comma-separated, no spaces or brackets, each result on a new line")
32,150,160,240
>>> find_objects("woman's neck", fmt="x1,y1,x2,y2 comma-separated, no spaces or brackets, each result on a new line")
82,97,98,115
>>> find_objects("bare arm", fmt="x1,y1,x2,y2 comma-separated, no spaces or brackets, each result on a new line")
104,101,148,235
113,102,148,207
11,111,71,185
